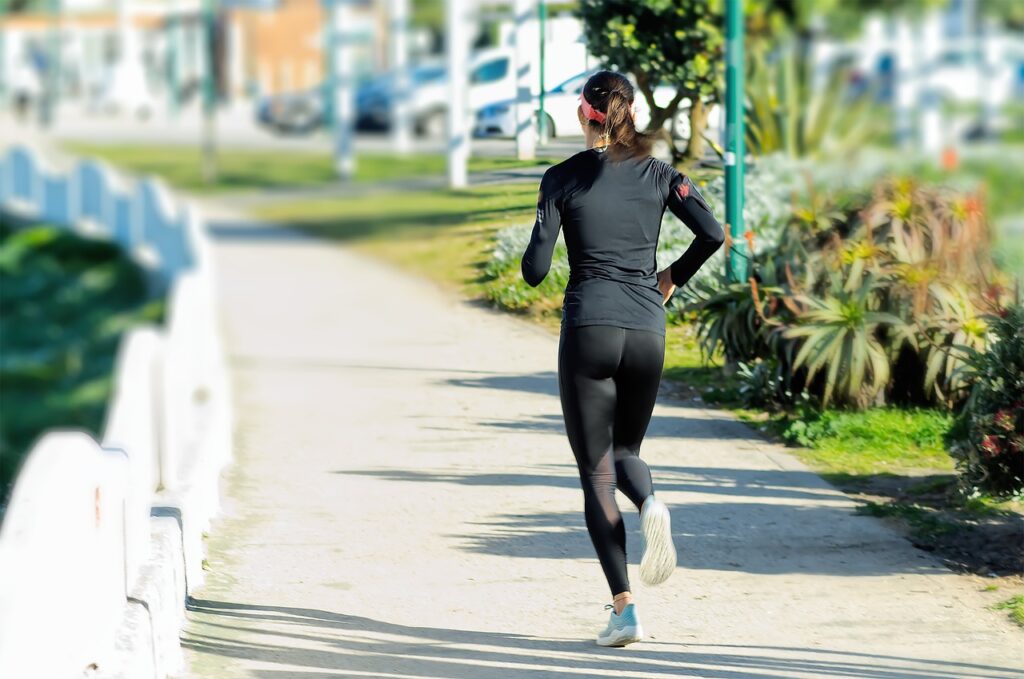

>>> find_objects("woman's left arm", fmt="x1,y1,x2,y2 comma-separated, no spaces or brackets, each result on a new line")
663,172,725,289
521,168,563,287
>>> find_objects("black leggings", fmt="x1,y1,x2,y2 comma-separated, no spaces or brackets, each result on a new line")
557,324,665,596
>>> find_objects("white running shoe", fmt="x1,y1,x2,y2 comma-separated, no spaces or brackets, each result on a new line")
596,603,644,647
639,495,676,586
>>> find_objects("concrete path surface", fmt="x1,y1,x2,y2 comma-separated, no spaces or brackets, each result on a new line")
182,209,1023,679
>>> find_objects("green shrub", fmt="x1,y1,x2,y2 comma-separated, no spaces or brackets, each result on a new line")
736,357,813,410
947,305,1024,497
0,222,163,501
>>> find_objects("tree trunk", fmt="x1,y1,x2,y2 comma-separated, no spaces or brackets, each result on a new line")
636,82,687,165
682,98,711,166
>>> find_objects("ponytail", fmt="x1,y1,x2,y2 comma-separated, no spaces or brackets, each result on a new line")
581,70,655,160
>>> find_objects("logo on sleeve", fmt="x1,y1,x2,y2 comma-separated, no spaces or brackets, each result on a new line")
676,181,690,199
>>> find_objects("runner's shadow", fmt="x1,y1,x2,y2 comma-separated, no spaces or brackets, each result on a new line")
338,466,847,503
454,502,939,577
336,467,958,576
470,412,761,440
340,466,581,489
444,371,562,397
443,370,764,443
182,600,1020,679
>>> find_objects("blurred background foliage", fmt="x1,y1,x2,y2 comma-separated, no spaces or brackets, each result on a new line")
0,222,164,496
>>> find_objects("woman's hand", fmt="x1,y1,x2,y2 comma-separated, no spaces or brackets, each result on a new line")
657,269,676,305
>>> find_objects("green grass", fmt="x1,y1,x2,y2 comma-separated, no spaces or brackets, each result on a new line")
781,408,955,479
63,143,556,195
724,405,958,485
1003,128,1024,144
0,223,164,501
1000,103,1024,144
993,595,1024,627
259,182,545,316
261,182,563,326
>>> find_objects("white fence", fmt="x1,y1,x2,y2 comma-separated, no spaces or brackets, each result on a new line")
0,145,233,679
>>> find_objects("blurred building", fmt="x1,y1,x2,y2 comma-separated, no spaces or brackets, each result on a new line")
810,3,1024,147
0,0,386,121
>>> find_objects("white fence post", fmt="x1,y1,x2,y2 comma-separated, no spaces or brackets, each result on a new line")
102,328,165,590
40,172,74,225
0,432,129,678
5,146,42,214
74,159,117,236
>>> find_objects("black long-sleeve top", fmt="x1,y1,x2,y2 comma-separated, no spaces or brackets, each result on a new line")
521,148,725,335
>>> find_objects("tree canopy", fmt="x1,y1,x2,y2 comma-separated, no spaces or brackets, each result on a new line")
578,0,724,102
577,0,726,164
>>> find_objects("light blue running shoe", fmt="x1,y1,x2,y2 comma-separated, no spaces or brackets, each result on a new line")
596,603,644,647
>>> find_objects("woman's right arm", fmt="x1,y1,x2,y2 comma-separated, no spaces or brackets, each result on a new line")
521,168,563,287
663,171,726,289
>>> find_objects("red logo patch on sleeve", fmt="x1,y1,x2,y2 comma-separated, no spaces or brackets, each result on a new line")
676,181,690,199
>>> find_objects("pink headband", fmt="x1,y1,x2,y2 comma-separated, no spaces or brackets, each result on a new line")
579,93,606,124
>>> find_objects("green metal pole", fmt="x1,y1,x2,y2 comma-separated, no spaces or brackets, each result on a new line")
537,0,547,144
168,8,180,117
322,0,335,131
42,0,60,127
0,0,7,110
725,0,747,283
201,0,218,182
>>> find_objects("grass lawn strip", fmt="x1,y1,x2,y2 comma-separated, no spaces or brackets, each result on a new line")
63,143,557,194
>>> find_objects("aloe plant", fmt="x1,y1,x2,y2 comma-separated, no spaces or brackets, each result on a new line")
745,44,885,159
783,271,904,407
687,173,1008,412
685,277,787,364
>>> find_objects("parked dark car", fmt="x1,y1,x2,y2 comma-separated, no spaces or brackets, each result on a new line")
255,62,447,136
255,83,329,135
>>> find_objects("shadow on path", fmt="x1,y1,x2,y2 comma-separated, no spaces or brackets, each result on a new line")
182,600,1020,679
334,466,940,577
441,370,758,443
338,466,840,503
449,506,933,576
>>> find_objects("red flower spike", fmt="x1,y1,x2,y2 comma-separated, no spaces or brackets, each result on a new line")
980,435,1002,457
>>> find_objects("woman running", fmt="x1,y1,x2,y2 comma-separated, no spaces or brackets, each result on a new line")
520,70,725,647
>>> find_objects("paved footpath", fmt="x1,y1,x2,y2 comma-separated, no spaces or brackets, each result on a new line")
182,208,1023,679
